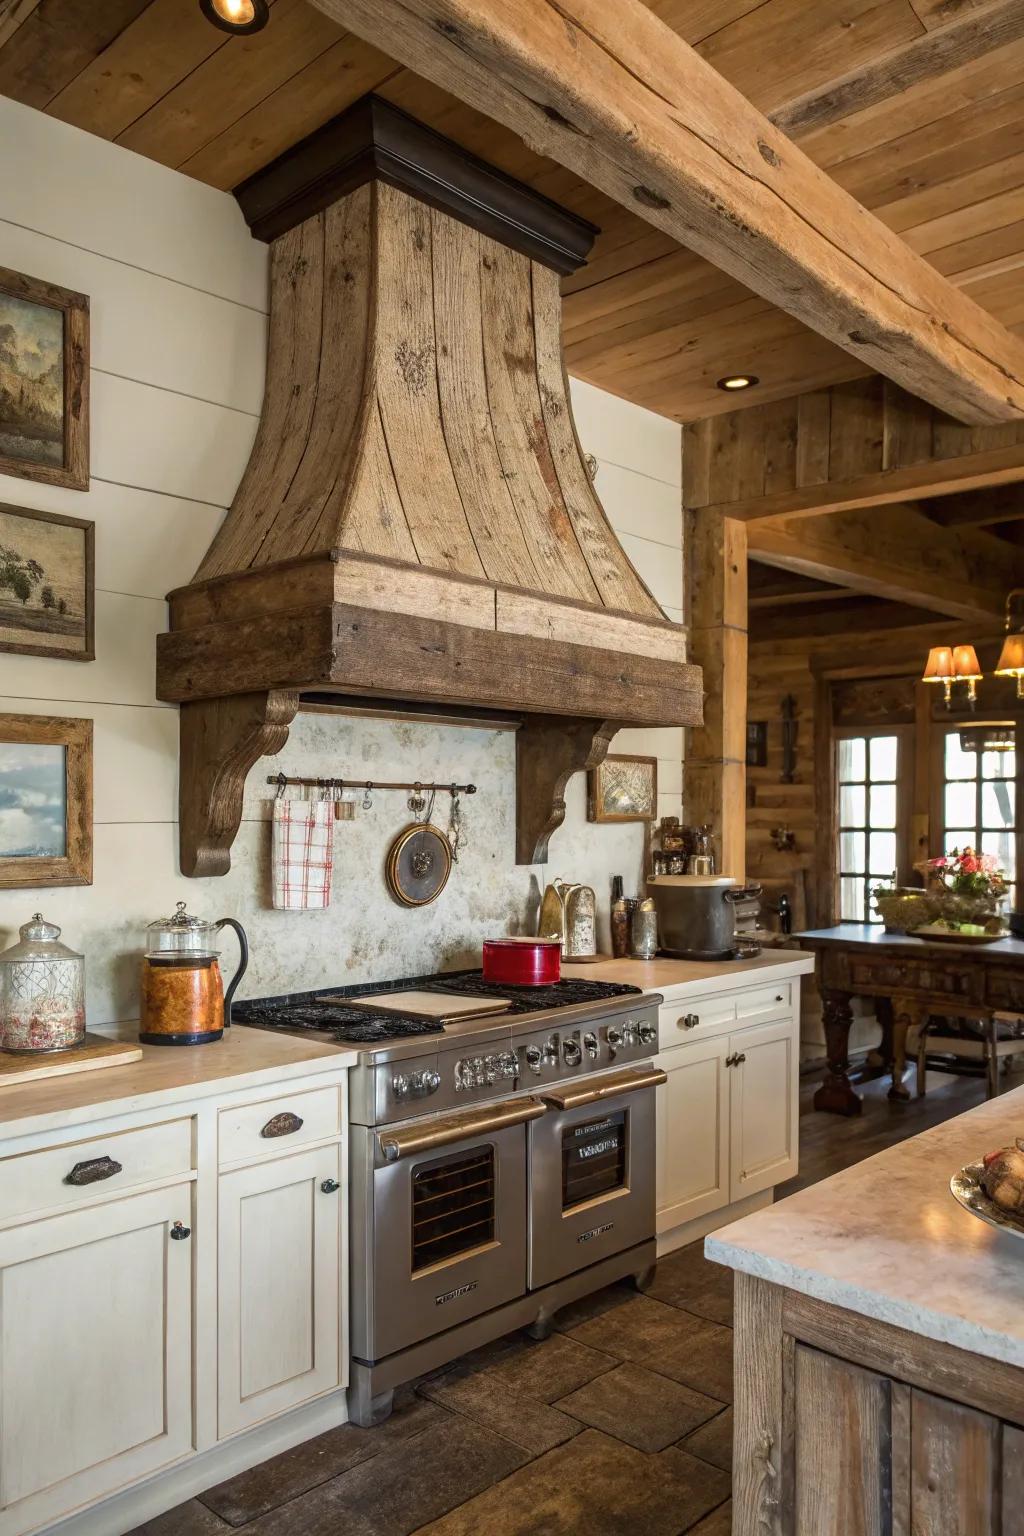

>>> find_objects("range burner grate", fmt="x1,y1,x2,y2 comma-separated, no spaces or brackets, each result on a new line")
234,1000,445,1043
413,973,641,1014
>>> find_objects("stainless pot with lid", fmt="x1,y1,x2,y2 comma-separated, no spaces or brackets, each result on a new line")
647,875,762,961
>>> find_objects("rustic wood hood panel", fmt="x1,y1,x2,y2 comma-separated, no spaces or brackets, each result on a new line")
159,96,700,876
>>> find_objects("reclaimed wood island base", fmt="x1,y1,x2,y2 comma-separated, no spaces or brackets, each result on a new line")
707,1088,1024,1535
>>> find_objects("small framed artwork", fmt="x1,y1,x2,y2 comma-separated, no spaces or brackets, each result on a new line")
0,503,94,660
746,720,768,768
0,714,93,888
0,265,89,491
588,754,658,823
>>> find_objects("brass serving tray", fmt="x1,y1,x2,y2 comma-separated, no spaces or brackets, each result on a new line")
949,1161,1024,1241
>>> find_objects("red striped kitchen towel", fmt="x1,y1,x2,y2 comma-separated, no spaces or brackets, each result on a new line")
272,799,334,910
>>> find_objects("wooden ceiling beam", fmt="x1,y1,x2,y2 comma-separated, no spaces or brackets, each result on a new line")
308,0,1024,425
749,597,952,644
747,503,1024,627
921,484,1024,527
685,378,1024,524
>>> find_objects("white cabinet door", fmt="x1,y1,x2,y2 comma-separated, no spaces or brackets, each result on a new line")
218,1144,342,1439
655,1034,730,1232
728,1017,798,1202
0,1187,193,1536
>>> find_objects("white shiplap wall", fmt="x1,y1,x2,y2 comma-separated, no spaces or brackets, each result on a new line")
0,97,683,1025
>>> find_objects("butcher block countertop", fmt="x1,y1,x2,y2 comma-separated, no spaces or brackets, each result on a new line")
708,1086,1024,1369
0,1025,356,1142
562,948,814,1001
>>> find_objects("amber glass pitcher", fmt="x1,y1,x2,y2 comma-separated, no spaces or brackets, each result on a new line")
139,903,248,1046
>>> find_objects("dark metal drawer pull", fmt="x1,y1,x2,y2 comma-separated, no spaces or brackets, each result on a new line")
170,1221,191,1241
320,1178,340,1194
64,1156,123,1186
261,1111,304,1139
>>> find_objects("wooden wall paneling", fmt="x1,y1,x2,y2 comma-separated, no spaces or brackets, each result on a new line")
814,673,837,928
308,0,1024,426
1003,1425,1024,1531
909,1389,1002,1536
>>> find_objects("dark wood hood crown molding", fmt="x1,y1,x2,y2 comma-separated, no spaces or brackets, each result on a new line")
162,101,697,877
234,93,598,273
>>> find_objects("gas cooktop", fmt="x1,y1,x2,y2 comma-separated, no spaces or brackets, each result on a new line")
232,971,641,1045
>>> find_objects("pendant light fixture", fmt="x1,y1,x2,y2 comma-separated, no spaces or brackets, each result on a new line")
922,588,1024,707
199,0,269,34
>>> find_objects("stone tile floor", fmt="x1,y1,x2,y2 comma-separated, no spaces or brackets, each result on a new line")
131,1069,984,1536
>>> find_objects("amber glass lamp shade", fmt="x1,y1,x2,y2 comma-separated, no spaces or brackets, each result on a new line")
921,646,955,684
995,630,1024,698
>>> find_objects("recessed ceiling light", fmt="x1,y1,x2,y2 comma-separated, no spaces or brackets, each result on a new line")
716,374,759,391
199,0,269,34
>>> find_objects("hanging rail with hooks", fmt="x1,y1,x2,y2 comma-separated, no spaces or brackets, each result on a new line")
267,774,477,794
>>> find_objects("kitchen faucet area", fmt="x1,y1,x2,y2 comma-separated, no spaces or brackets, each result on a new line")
1,4,1024,1533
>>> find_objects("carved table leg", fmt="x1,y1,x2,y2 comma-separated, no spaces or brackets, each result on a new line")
889,995,922,1102
814,990,861,1116
856,996,892,1084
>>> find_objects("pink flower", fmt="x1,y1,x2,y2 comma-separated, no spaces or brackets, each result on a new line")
960,853,980,873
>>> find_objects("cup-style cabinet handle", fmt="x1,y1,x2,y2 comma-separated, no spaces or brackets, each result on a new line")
64,1156,123,1186
320,1178,340,1194
170,1221,191,1241
261,1111,304,1139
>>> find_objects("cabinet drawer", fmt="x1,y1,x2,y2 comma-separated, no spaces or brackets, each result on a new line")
735,981,792,1020
219,1084,341,1166
662,995,736,1040
0,1118,193,1225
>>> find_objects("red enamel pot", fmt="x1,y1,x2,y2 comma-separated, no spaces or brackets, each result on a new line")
481,937,561,987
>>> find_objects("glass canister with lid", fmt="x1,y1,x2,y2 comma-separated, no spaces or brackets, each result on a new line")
0,913,86,1053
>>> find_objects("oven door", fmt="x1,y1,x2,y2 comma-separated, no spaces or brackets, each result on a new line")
360,1096,545,1362
527,1066,665,1291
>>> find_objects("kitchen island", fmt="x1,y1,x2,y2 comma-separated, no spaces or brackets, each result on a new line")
707,1086,1024,1535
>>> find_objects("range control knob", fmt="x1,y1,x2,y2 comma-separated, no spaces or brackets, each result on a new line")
524,1045,543,1074
542,1036,559,1065
583,1031,599,1059
638,1021,657,1045
606,1027,623,1048
392,1073,410,1099
410,1069,441,1096
563,1037,582,1067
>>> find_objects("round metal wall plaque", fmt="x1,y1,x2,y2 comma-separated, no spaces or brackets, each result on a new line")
385,823,453,907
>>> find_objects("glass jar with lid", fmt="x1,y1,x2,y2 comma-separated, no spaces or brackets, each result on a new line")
0,913,86,1053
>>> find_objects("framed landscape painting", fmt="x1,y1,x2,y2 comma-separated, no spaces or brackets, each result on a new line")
588,754,658,823
0,265,89,491
0,504,94,660
0,714,93,888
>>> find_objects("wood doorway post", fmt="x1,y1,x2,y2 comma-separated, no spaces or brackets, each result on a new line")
683,503,748,881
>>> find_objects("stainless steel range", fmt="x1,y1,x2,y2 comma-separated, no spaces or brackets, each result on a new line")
236,973,665,1426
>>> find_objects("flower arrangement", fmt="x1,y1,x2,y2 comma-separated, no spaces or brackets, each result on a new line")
923,847,1008,900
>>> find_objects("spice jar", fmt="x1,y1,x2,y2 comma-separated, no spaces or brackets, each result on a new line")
631,897,658,960
0,913,86,1053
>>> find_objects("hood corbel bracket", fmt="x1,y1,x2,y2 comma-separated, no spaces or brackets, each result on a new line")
516,715,620,865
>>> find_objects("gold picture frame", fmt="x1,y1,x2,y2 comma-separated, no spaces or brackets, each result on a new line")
0,265,89,492
587,753,658,823
0,713,93,888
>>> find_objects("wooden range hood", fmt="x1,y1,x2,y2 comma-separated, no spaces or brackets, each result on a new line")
156,97,701,877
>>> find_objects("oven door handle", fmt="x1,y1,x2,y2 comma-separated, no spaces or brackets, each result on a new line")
539,1065,667,1112
378,1096,547,1162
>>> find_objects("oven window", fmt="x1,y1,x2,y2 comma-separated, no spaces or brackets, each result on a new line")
411,1146,496,1272
562,1111,627,1210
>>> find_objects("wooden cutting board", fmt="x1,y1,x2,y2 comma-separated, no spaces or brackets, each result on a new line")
345,990,512,1021
0,1032,143,1086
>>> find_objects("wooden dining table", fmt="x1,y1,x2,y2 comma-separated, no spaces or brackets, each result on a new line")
796,923,1024,1115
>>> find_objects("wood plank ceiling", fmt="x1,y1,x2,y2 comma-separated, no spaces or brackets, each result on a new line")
2,0,1023,424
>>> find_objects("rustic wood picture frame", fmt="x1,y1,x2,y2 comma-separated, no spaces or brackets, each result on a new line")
587,753,658,823
746,720,768,768
0,713,93,888
0,265,89,492
0,503,95,661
